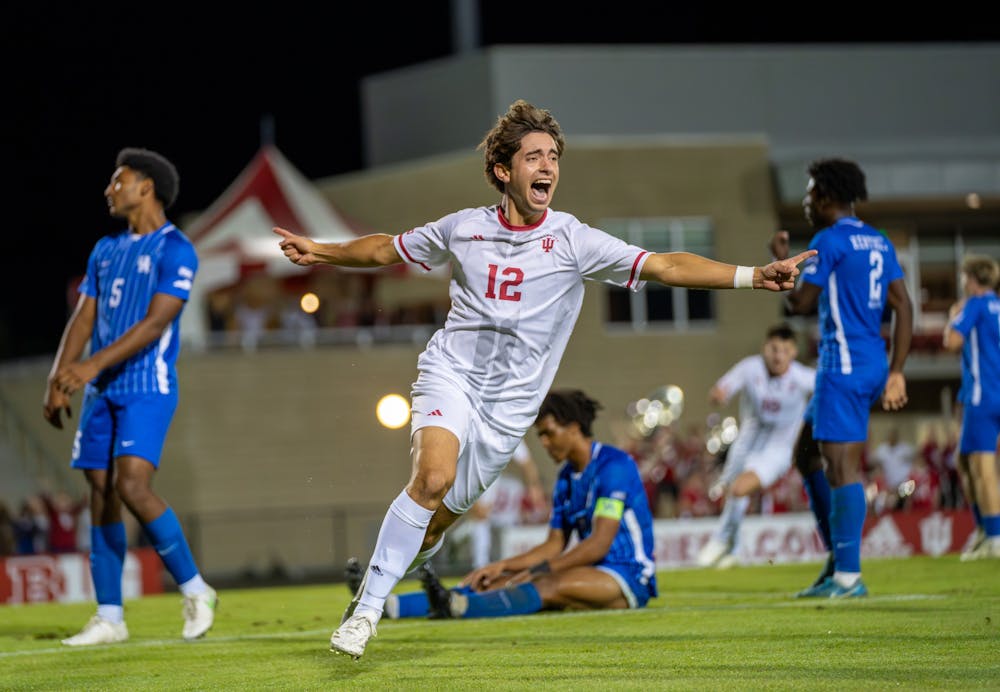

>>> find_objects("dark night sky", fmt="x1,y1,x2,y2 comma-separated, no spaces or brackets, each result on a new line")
4,2,997,360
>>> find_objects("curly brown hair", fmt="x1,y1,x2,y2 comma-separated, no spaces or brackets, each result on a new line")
477,99,566,194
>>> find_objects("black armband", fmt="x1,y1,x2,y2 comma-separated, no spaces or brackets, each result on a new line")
528,560,551,575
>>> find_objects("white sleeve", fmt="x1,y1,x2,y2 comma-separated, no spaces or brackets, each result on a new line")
795,363,817,394
572,223,650,291
512,440,531,465
392,212,459,272
714,357,753,403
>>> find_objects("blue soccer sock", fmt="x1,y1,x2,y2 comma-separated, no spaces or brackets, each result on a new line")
983,514,1000,538
829,483,866,575
90,523,127,608
459,584,543,618
142,507,200,586
391,584,476,618
803,470,833,551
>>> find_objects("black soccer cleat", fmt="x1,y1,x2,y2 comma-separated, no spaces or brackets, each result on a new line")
811,553,835,588
418,563,454,619
345,557,364,596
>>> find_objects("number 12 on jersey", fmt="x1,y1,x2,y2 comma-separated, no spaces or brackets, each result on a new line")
484,264,524,301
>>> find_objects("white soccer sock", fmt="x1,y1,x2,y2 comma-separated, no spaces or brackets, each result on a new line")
715,495,750,546
178,574,209,597
97,605,124,624
406,536,444,574
833,571,860,588
357,490,434,616
469,519,491,569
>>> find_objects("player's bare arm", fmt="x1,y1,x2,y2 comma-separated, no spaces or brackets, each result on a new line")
640,250,816,291
461,529,565,591
882,278,913,411
273,227,403,267
43,294,95,428
54,293,184,396
941,299,966,352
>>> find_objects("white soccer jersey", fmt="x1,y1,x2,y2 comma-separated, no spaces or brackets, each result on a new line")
715,356,816,486
715,356,816,429
394,205,649,435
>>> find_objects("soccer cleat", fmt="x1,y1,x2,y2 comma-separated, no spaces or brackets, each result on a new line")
715,553,739,570
61,615,129,646
418,563,454,619
695,538,732,568
960,536,1000,561
340,559,370,625
795,576,839,598
182,587,218,640
345,557,364,595
330,611,378,660
828,579,868,599
959,528,987,562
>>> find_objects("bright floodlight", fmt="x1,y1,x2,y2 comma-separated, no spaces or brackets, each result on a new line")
376,394,410,429
300,292,320,314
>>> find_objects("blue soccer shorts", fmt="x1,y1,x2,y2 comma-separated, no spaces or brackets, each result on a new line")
812,366,887,443
959,404,1000,454
597,563,658,609
71,387,178,469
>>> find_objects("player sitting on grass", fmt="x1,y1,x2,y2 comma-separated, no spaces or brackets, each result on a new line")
346,389,658,619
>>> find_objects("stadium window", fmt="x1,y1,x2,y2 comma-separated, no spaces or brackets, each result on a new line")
601,217,715,331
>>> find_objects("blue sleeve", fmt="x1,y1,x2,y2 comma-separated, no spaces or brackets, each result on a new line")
595,454,635,506
883,243,905,284
549,477,568,531
156,239,198,301
79,243,101,298
950,297,982,338
800,231,836,288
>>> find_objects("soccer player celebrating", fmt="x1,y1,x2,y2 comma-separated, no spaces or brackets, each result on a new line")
786,158,913,598
43,148,217,645
274,99,814,658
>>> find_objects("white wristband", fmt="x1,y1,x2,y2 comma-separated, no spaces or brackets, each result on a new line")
734,265,755,289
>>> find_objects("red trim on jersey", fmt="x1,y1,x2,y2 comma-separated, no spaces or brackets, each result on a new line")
627,251,650,289
395,233,431,271
497,206,547,231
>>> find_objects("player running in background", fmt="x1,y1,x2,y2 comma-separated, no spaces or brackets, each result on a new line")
696,323,815,568
43,148,217,645
785,157,913,598
942,254,1000,560
275,99,814,658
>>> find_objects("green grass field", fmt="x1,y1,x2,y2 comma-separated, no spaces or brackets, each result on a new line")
2,556,998,690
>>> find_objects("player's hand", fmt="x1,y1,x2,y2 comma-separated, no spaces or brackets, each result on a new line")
460,562,508,592
769,230,790,261
757,250,817,291
947,300,965,320
273,227,318,266
55,361,98,396
881,372,908,411
42,383,72,429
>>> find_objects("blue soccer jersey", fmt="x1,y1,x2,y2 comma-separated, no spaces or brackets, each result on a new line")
79,222,197,395
550,442,657,595
800,217,904,376
951,291,1000,410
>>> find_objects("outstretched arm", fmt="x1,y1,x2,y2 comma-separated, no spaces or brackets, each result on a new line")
460,528,566,591
273,227,403,268
639,250,816,292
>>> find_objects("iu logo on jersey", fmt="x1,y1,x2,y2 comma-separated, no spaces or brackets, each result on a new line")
541,236,556,253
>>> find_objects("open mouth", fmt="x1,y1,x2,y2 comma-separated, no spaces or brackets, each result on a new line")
530,179,551,203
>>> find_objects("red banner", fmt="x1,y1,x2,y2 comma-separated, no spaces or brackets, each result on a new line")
0,548,164,605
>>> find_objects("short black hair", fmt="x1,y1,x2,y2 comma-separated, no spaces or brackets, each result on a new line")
535,388,603,437
116,147,179,209
765,323,796,341
808,158,868,206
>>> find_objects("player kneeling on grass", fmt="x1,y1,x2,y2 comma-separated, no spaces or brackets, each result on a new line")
374,389,658,619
